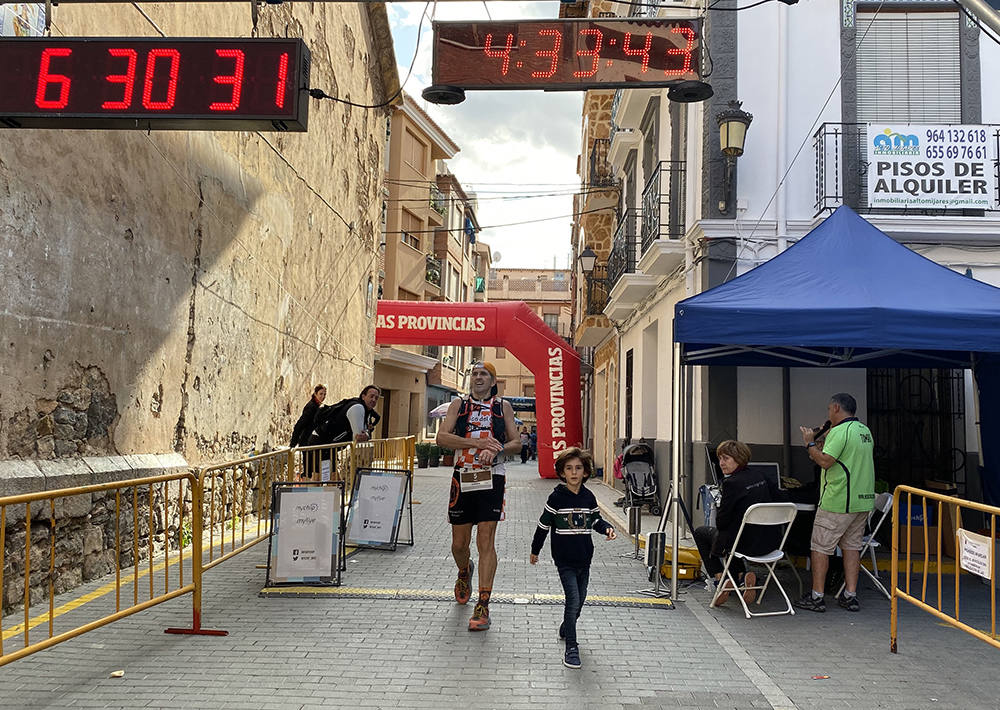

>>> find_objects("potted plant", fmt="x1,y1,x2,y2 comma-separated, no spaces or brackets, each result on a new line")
441,447,454,467
415,442,431,468
428,444,441,468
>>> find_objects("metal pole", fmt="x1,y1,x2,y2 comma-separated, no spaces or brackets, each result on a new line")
956,0,1000,37
670,342,682,599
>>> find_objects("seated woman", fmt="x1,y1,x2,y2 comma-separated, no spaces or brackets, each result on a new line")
694,440,786,606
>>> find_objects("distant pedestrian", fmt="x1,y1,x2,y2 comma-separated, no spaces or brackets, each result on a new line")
530,428,538,460
794,393,875,613
290,384,325,479
520,429,531,464
530,447,616,669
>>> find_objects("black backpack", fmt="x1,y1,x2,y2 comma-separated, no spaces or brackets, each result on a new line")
309,397,363,445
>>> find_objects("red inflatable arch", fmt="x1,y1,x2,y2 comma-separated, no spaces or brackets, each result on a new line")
375,300,582,478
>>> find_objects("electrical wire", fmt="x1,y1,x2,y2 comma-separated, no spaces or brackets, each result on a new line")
384,205,615,236
309,1,430,109
706,0,775,11
386,188,613,204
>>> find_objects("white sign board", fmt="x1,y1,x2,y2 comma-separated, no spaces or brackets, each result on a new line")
957,528,993,579
346,470,409,549
271,485,341,583
866,124,997,209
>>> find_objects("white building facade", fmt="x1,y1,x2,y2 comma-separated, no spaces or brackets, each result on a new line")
574,0,1000,506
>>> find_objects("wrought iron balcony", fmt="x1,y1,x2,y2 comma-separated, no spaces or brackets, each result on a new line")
584,264,609,315
425,253,442,287
607,209,640,291
813,122,1000,217
589,138,615,188
641,161,686,255
422,345,440,359
629,0,659,18
430,186,447,217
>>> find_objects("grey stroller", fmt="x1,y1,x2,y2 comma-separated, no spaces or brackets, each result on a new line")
621,442,661,516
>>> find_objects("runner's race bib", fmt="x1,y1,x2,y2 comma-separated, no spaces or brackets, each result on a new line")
458,466,494,492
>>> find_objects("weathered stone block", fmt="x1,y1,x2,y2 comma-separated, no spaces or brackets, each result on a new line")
83,525,104,555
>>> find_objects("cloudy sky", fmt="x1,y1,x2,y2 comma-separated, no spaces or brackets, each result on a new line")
387,2,583,270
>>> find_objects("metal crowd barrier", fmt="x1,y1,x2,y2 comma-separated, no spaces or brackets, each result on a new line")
890,485,999,653
0,435,415,667
0,472,199,667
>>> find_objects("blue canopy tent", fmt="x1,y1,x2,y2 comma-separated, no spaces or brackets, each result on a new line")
658,206,1000,596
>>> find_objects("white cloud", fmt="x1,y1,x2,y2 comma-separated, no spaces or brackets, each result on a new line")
388,1,583,269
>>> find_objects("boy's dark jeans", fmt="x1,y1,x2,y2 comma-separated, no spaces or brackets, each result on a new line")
557,565,590,645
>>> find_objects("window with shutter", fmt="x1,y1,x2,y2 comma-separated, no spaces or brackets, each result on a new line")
856,11,961,123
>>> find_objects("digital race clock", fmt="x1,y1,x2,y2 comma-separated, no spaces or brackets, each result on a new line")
0,37,310,131
431,18,702,91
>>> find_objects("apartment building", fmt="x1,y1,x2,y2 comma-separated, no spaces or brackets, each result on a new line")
377,94,486,439
573,0,1000,506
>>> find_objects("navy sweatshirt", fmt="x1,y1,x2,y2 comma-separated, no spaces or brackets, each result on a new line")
530,484,614,568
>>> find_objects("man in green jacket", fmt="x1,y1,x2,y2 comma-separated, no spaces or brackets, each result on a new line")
795,393,875,613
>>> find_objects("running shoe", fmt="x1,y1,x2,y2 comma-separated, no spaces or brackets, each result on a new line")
836,592,860,612
793,592,826,613
468,602,491,631
454,560,474,605
563,645,581,669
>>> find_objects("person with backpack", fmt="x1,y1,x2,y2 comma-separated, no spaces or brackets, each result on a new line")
306,385,381,480
436,361,520,632
290,384,326,479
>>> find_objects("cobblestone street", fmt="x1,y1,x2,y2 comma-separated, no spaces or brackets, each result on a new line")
3,463,1000,709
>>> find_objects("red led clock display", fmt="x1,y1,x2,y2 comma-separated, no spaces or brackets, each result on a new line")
0,38,309,131
432,18,702,91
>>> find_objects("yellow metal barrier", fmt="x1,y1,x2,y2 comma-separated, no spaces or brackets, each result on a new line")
891,485,999,653
0,435,416,666
0,472,200,668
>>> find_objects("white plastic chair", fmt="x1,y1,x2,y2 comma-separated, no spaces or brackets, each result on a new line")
709,502,799,619
836,492,893,600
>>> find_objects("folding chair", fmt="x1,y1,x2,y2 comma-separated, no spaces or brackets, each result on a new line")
836,491,893,600
709,502,798,619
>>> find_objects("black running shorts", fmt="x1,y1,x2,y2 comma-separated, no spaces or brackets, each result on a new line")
448,471,505,525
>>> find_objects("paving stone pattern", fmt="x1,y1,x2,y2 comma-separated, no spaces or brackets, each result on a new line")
2,462,1000,709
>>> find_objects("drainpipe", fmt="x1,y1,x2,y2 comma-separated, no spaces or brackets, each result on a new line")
775,1,789,254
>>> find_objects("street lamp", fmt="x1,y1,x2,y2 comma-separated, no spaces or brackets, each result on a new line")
578,247,597,276
716,100,753,214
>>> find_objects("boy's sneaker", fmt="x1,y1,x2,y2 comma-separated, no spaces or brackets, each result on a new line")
837,592,860,612
468,603,490,631
563,645,581,669
793,592,826,613
454,560,474,605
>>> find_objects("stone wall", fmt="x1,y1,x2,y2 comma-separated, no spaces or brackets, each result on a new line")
0,455,189,617
0,4,395,465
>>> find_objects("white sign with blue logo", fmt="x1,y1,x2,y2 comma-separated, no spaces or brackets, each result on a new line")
866,124,997,209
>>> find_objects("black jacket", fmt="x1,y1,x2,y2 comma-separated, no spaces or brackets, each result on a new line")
531,484,614,568
714,467,787,557
290,399,320,447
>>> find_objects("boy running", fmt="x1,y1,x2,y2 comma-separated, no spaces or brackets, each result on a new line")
530,447,616,669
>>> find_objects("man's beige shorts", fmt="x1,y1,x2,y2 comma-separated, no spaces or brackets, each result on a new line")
811,508,868,555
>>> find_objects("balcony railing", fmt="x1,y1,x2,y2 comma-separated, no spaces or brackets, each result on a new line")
584,264,609,315
422,345,440,359
607,209,640,291
814,122,1000,217
641,160,686,255
425,253,442,287
629,0,659,18
430,186,447,217
589,138,615,188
